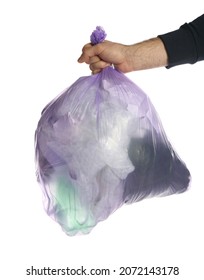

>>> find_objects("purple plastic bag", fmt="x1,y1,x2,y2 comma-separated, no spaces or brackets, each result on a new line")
35,27,190,236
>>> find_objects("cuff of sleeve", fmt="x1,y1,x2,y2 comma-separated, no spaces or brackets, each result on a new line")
158,24,197,68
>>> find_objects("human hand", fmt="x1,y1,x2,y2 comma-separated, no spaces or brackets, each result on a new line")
78,40,133,74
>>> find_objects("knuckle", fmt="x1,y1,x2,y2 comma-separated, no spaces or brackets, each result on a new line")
82,43,92,52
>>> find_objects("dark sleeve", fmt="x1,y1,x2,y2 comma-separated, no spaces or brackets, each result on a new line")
158,14,204,68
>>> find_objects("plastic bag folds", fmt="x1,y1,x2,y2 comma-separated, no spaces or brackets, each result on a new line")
35,66,191,236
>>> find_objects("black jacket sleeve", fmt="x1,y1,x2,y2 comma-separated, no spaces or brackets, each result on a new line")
158,14,204,68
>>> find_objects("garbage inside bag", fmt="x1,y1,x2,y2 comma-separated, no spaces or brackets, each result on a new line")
35,66,190,236
35,27,190,236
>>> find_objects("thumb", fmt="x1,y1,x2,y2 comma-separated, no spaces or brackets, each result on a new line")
78,43,95,64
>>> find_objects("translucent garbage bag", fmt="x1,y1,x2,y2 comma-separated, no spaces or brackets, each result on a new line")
35,28,190,236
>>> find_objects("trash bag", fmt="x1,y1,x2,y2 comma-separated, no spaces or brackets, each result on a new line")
35,27,190,236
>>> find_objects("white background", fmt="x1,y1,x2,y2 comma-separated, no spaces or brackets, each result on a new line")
0,1,204,279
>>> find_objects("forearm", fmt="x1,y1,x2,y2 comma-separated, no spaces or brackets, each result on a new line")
126,37,168,71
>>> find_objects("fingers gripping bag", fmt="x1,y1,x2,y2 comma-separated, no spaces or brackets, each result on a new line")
35,27,191,236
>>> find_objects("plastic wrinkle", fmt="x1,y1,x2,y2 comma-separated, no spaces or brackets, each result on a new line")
90,26,107,45
35,66,191,236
